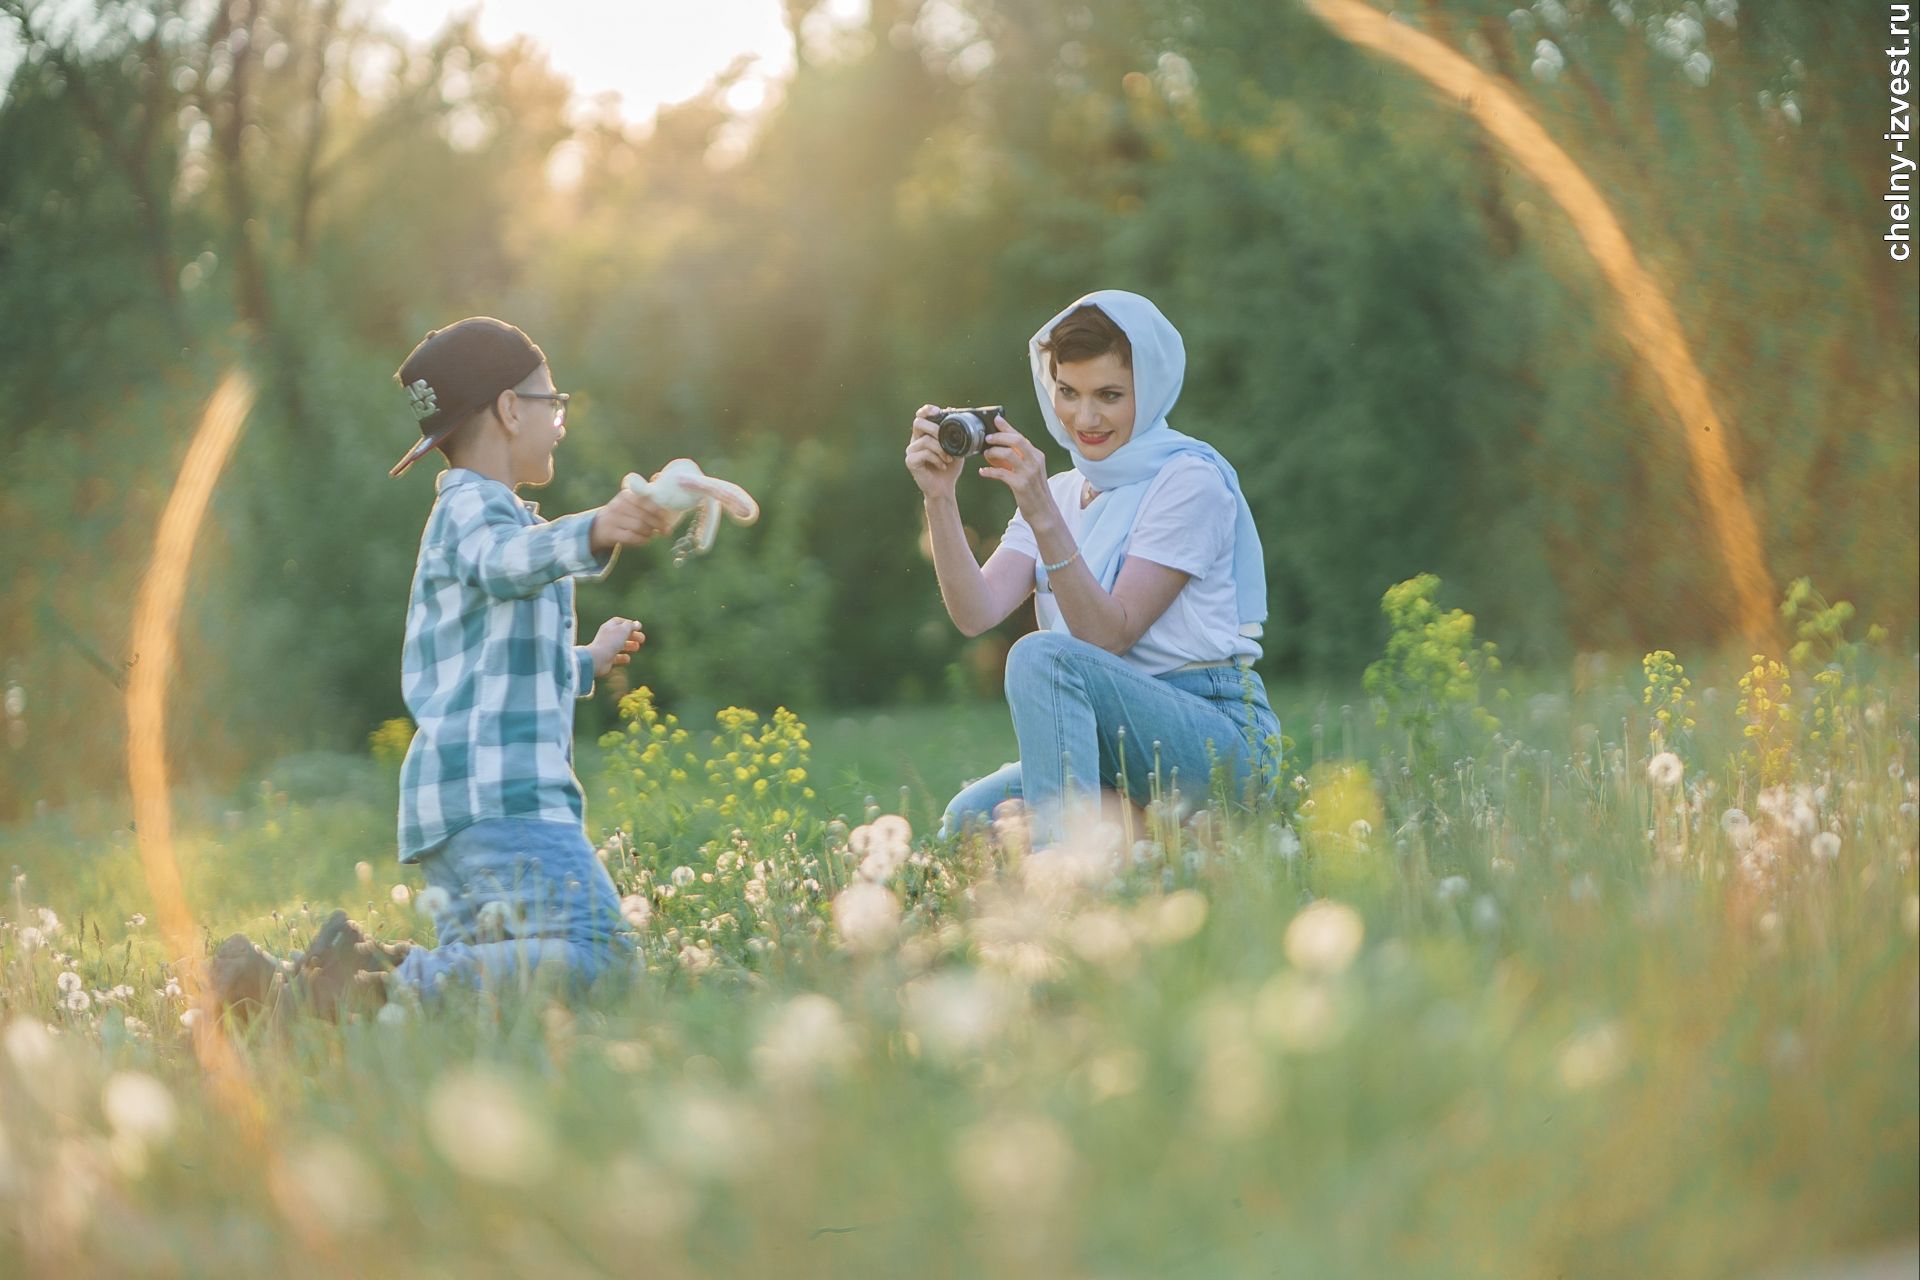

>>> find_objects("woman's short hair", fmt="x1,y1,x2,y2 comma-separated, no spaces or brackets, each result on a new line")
1039,305,1132,376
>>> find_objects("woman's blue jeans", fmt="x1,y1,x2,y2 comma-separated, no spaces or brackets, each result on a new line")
392,817,633,1002
941,630,1283,845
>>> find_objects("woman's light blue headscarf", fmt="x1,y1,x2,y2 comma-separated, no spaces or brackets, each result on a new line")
1029,290,1266,636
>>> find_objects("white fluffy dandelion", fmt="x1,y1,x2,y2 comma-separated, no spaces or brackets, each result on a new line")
752,993,856,1084
102,1072,177,1146
426,1068,554,1186
670,866,696,889
831,881,900,954
619,893,652,928
389,884,411,906
1647,752,1684,790
1284,901,1365,976
1720,809,1755,850
1810,832,1841,862
414,886,452,918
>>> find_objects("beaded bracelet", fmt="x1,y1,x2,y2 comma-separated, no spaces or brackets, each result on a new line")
1041,547,1082,573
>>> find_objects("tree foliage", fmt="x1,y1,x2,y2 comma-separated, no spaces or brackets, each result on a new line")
0,0,1912,815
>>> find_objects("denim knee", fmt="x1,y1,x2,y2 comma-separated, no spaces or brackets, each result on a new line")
1004,629,1080,701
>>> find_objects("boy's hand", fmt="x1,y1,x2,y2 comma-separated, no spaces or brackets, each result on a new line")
591,488,677,554
587,617,645,677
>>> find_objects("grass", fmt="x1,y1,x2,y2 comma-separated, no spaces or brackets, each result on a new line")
0,659,1915,1279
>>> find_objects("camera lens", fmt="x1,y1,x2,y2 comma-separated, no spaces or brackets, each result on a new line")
938,414,985,457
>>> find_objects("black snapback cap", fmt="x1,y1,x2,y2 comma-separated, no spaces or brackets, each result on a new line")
390,317,547,476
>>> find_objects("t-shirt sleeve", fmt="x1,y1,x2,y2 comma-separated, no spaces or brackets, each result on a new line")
998,508,1038,561
1125,456,1234,578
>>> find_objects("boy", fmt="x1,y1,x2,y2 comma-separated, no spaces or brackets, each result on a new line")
213,317,674,1019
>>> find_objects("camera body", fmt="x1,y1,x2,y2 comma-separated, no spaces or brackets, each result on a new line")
930,406,1004,458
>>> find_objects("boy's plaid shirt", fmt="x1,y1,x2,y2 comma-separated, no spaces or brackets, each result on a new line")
396,469,618,862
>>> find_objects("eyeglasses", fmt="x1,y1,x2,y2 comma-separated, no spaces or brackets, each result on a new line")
517,391,571,428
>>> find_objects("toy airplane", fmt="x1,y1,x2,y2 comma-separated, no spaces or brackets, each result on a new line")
622,459,760,563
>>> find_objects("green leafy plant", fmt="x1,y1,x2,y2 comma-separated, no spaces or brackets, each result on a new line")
1363,574,1501,773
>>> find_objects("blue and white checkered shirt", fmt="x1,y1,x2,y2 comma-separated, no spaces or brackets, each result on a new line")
396,468,618,862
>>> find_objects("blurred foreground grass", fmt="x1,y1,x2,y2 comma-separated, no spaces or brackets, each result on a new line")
0,651,1915,1278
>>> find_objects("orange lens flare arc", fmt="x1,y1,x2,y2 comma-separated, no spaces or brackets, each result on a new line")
124,369,265,1125
1301,0,1777,643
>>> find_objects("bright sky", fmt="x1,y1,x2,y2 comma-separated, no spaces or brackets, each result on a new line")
0,1,871,124
378,0,805,122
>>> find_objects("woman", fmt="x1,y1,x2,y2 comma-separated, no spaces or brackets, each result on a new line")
905,290,1281,846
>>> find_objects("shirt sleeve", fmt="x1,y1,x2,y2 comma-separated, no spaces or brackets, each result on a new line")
573,646,597,699
998,508,1038,561
1124,456,1234,579
444,487,607,600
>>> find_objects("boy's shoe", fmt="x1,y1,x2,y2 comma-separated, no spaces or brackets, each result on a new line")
209,933,293,1026
295,910,413,1021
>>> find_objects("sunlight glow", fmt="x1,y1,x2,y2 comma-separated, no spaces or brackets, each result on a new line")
378,0,801,124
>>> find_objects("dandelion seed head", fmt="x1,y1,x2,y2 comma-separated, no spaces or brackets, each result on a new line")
426,1069,553,1186
389,884,411,906
102,1071,177,1146
354,861,373,885
752,993,856,1084
1145,890,1209,945
1284,900,1364,976
831,881,900,953
1720,809,1755,849
619,893,652,928
1254,971,1343,1052
63,990,91,1013
1647,752,1684,789
1811,832,1841,862
1436,875,1470,904
1065,908,1139,972
953,1113,1075,1218
414,886,452,918
56,971,82,995
274,1136,387,1232
671,866,696,889
4,1017,56,1072
904,970,1019,1059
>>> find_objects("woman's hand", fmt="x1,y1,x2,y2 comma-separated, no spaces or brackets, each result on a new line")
906,404,963,500
978,418,1051,515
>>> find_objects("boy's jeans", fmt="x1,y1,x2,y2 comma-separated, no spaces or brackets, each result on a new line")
940,630,1284,845
392,817,633,1001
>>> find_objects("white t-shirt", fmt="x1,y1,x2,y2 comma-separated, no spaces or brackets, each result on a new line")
997,455,1262,676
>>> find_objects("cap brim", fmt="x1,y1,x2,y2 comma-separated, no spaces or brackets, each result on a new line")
389,422,463,477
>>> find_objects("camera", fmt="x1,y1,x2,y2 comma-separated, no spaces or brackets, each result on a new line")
929,406,1004,458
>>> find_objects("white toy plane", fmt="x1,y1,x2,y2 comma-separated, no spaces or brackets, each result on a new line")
623,459,761,563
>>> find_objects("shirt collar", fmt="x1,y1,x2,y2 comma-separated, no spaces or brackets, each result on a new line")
437,466,540,516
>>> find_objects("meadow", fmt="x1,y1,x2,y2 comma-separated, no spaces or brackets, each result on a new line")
0,578,1915,1279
